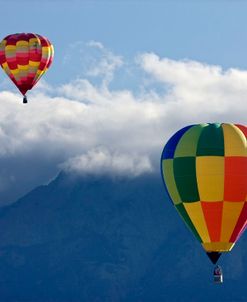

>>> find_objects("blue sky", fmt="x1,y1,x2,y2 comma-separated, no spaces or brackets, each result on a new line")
2,1,247,84
0,1,246,204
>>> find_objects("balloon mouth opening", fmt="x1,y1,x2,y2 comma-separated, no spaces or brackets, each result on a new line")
206,252,222,264
20,88,29,96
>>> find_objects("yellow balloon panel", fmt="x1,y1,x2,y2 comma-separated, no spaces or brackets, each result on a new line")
183,202,210,242
223,124,246,156
202,242,234,252
196,156,224,201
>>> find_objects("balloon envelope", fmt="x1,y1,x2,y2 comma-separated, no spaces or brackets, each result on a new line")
0,33,54,96
161,123,247,254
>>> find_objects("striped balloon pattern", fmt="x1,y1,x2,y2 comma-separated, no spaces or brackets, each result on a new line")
0,33,54,96
161,123,247,253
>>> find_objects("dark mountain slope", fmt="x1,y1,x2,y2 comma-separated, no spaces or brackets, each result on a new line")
0,172,246,302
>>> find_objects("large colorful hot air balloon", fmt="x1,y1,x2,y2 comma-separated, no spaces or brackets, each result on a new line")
0,33,54,103
161,123,247,270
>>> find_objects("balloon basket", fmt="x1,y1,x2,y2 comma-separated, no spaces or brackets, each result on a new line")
213,265,223,284
23,95,28,104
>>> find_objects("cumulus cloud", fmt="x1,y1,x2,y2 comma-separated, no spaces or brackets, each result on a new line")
62,40,123,87
138,53,247,124
61,148,152,176
85,40,123,85
0,44,246,204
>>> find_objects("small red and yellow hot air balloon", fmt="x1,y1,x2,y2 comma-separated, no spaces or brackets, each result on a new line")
161,123,247,282
0,33,54,103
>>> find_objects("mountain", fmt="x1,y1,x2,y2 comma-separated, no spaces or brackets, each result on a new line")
0,172,246,302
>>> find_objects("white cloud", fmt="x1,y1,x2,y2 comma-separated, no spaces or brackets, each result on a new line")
61,148,152,176
0,46,246,204
85,40,123,87
138,53,247,124
62,41,123,87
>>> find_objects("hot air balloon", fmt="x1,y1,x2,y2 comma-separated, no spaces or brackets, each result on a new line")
0,33,54,103
161,123,247,282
